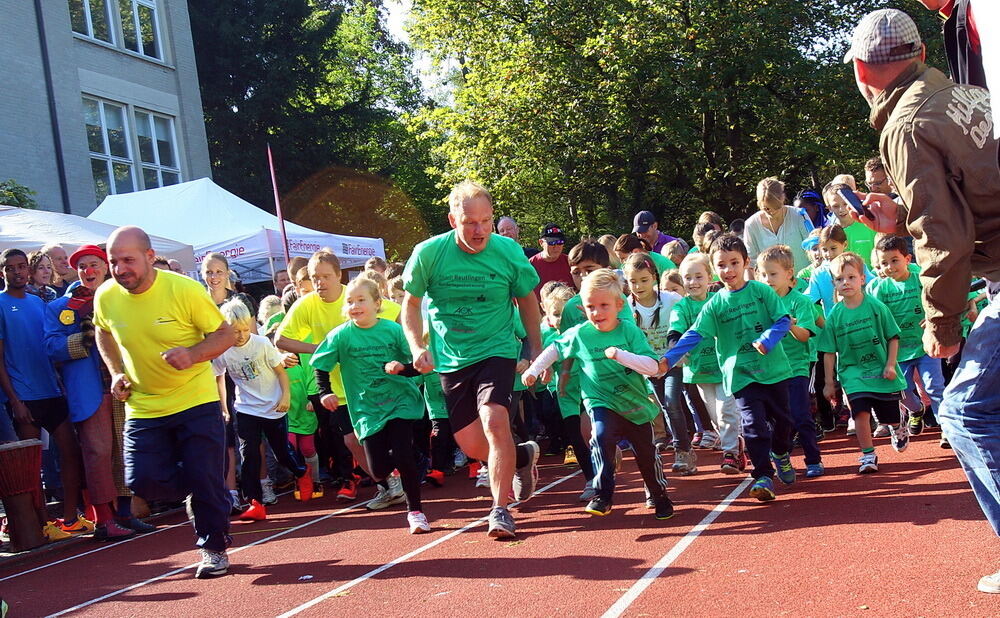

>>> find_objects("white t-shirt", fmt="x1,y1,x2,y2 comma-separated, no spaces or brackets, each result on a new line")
212,333,285,419
628,291,682,357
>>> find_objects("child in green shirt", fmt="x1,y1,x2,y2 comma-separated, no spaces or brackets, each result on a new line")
818,252,908,474
662,234,796,502
524,269,674,520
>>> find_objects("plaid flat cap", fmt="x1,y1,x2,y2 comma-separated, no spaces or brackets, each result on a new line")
844,9,922,65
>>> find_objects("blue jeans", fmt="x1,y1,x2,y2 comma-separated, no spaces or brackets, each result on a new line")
938,292,1000,536
898,354,946,413
734,380,794,480
651,368,690,451
788,376,821,465
124,402,231,552
589,407,667,502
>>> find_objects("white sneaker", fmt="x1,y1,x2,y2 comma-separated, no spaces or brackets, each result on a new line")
699,430,720,449
261,479,277,506
407,511,431,534
579,480,596,502
195,549,229,579
846,417,857,436
367,483,406,511
873,424,892,438
475,464,490,488
858,452,879,474
673,449,698,476
387,474,404,498
891,424,909,453
978,569,1000,593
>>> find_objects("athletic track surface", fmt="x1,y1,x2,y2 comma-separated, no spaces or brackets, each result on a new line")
2,428,997,617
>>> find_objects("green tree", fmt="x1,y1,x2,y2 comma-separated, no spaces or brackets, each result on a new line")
409,0,944,240
0,179,39,209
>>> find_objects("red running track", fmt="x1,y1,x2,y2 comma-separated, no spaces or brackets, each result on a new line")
2,428,998,617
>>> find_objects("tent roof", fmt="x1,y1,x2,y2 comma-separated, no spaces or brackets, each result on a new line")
88,178,321,248
0,205,195,270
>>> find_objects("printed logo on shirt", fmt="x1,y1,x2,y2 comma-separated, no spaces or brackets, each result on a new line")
859,353,878,365
613,383,629,394
155,317,177,325
238,359,261,381
738,341,754,354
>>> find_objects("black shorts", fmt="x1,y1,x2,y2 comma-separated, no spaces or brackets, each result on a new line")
330,405,354,437
23,397,70,433
440,357,517,433
846,392,901,422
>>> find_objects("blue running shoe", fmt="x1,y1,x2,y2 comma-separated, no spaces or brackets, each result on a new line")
805,463,825,478
749,476,776,502
770,451,796,485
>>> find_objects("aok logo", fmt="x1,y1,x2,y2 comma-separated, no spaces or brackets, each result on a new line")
859,352,878,364
454,307,473,316
613,384,629,394
738,342,754,353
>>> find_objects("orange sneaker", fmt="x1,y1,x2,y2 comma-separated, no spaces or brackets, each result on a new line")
468,461,481,479
310,486,325,499
239,500,267,521
336,480,357,501
59,516,96,535
296,466,314,502
426,469,445,487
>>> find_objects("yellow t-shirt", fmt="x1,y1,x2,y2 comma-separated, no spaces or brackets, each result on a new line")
93,270,225,419
275,291,401,400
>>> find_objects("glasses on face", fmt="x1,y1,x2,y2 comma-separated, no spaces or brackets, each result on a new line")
544,238,565,245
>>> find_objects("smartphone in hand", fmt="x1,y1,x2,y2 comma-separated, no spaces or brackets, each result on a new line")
837,187,872,219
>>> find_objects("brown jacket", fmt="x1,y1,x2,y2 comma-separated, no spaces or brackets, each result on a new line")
871,61,1000,347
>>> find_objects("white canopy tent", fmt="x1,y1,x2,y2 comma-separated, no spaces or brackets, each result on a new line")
0,205,195,270
88,178,385,283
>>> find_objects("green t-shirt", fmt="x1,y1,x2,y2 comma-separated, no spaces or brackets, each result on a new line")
556,320,658,424
310,319,424,440
816,294,906,396
403,231,540,372
866,272,925,362
669,294,722,384
778,289,818,378
795,266,814,294
647,251,674,277
844,221,877,266
690,280,793,396
544,320,582,418
285,362,318,435
560,293,634,333
419,372,448,421
541,321,561,394
513,314,529,393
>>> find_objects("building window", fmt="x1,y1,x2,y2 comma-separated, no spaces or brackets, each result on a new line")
68,0,161,60
83,96,181,203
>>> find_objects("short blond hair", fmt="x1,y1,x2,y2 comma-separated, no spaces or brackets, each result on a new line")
220,297,252,326
448,180,493,211
832,173,856,190
579,268,623,298
540,281,575,315
756,177,785,210
829,252,866,279
679,252,712,277
756,245,795,272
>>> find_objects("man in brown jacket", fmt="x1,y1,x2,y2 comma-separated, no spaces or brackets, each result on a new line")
846,8,1000,594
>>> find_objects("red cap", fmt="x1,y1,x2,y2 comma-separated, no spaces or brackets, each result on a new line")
69,244,108,269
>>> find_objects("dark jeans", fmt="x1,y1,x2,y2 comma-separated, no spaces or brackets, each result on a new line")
363,418,422,512
734,381,794,480
563,413,595,481
236,413,305,503
787,376,822,465
590,407,667,502
124,402,231,552
651,369,690,451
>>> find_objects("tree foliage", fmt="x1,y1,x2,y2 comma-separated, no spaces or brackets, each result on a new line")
0,179,39,209
409,0,945,240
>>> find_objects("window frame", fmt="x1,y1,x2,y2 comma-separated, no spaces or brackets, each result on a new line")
133,108,182,190
69,0,116,45
118,0,163,60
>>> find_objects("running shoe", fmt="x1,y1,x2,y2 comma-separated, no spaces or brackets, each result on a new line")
721,451,741,475
512,440,540,501
336,480,358,501
563,446,578,466
699,430,720,450
940,436,952,449
487,506,516,539
908,408,925,437
805,463,825,478
585,496,612,516
475,464,490,488
239,500,267,521
891,424,909,453
117,517,156,534
691,432,703,448
295,466,314,502
195,549,229,579
579,480,596,502
425,469,445,487
858,452,879,474
653,495,675,520
978,569,1000,594
873,423,892,438
311,486,325,499
748,476,776,502
94,521,136,542
454,449,469,469
59,516,96,535
737,436,748,472
368,477,406,511
468,461,481,479
673,449,697,476
846,417,857,436
43,521,72,542
814,420,826,442
655,440,672,454
407,511,431,534
261,479,278,505
770,451,796,485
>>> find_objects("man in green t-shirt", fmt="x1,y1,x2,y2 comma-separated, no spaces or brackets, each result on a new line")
401,181,542,540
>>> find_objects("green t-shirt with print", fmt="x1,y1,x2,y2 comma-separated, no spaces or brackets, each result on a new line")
866,272,925,362
544,320,582,418
669,294,722,384
844,221,877,266
690,280,793,396
816,294,906,396
648,251,674,277
795,266,814,294
310,319,424,440
556,320,658,424
285,362,318,435
778,289,817,378
419,372,448,421
541,321,561,395
403,231,540,373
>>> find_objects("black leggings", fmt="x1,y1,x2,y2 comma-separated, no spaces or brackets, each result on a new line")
563,413,595,481
363,418,422,512
236,413,305,503
430,417,456,472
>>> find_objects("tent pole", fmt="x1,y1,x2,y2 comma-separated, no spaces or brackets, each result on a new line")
267,143,291,263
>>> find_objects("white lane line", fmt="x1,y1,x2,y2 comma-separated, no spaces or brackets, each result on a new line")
46,499,374,618
601,476,753,618
276,470,583,618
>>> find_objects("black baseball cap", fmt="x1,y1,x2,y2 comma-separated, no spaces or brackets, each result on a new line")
540,223,566,244
633,211,656,234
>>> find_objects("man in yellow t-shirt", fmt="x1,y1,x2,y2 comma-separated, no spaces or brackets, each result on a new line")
94,226,235,580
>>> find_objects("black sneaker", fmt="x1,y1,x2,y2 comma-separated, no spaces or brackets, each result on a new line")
653,495,675,520
117,516,156,534
814,420,826,442
585,496,612,516
908,409,925,437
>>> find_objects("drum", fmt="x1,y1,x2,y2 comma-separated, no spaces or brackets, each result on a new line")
0,439,46,551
